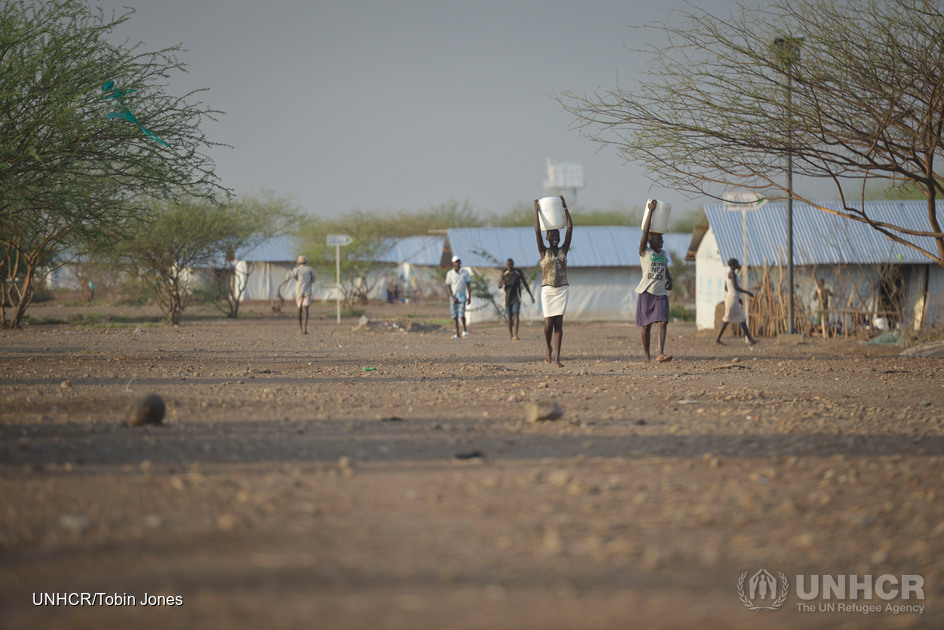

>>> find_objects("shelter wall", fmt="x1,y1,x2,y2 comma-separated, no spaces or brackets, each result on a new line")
695,228,944,333
925,265,944,331
236,261,337,302
379,263,447,302
466,267,640,325
694,229,726,330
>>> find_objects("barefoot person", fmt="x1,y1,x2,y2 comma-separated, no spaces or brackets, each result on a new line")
716,258,757,345
498,258,535,340
534,196,573,367
287,255,316,334
636,199,673,362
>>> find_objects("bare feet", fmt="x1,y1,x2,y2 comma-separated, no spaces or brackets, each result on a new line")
656,355,673,362
715,340,724,345
555,361,563,368
512,336,520,341
544,355,551,364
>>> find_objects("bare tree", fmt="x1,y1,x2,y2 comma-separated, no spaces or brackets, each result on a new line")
560,0,944,264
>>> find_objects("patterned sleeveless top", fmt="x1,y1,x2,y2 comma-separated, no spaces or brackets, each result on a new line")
540,249,568,287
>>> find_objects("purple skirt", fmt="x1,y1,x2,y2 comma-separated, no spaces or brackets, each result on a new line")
635,292,669,327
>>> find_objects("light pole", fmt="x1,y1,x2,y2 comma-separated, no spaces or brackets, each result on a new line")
773,37,801,334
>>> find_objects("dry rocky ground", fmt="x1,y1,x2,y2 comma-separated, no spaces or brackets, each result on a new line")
1,297,943,629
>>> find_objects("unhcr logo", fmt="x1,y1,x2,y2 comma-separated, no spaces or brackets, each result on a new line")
737,570,926,615
737,569,790,611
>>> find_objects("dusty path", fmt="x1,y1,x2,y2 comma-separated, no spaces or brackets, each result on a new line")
1,301,942,628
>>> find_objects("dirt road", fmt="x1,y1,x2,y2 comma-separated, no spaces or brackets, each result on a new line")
1,300,942,629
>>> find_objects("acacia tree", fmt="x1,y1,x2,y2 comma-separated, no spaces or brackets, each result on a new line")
296,201,478,307
203,191,301,318
301,210,393,307
113,196,252,325
0,0,228,328
561,0,944,264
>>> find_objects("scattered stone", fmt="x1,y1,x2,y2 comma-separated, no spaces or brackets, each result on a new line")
525,400,564,423
901,340,944,357
217,514,237,531
542,528,563,555
702,453,721,468
127,393,165,426
404,321,446,333
58,513,90,532
547,470,572,487
143,514,164,529
454,450,484,460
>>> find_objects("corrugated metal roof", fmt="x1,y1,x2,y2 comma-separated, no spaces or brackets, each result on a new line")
447,226,690,268
704,200,943,267
239,234,301,262
375,235,444,265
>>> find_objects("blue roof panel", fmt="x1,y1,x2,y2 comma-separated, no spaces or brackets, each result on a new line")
704,200,942,267
240,234,301,261
375,235,445,265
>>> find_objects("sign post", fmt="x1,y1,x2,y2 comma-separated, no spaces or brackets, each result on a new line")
326,234,353,324
723,193,767,327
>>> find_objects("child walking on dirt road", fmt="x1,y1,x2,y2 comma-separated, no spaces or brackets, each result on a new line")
636,199,673,363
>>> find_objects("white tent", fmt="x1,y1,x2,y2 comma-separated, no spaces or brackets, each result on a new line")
446,227,690,325
234,235,336,302
234,235,448,303
374,235,446,302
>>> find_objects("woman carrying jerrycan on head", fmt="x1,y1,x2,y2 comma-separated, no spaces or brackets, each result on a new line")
534,195,573,367
636,199,674,363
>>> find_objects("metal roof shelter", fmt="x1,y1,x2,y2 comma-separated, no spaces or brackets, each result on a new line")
695,200,942,267
688,199,944,332
375,235,445,266
239,234,301,261
444,226,692,324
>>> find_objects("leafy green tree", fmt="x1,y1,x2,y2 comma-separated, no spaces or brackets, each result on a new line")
0,0,228,328
202,191,301,318
114,196,276,325
295,201,477,307
561,0,944,265
299,210,393,307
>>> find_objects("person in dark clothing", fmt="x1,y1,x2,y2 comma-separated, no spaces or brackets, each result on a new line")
498,258,535,340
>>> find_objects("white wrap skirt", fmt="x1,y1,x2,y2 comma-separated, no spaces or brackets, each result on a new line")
541,285,569,318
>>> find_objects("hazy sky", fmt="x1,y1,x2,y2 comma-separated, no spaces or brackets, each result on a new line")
100,0,756,218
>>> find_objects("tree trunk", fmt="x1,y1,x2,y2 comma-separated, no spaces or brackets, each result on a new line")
7,267,37,329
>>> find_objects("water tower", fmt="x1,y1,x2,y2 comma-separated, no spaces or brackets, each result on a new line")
543,158,584,205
